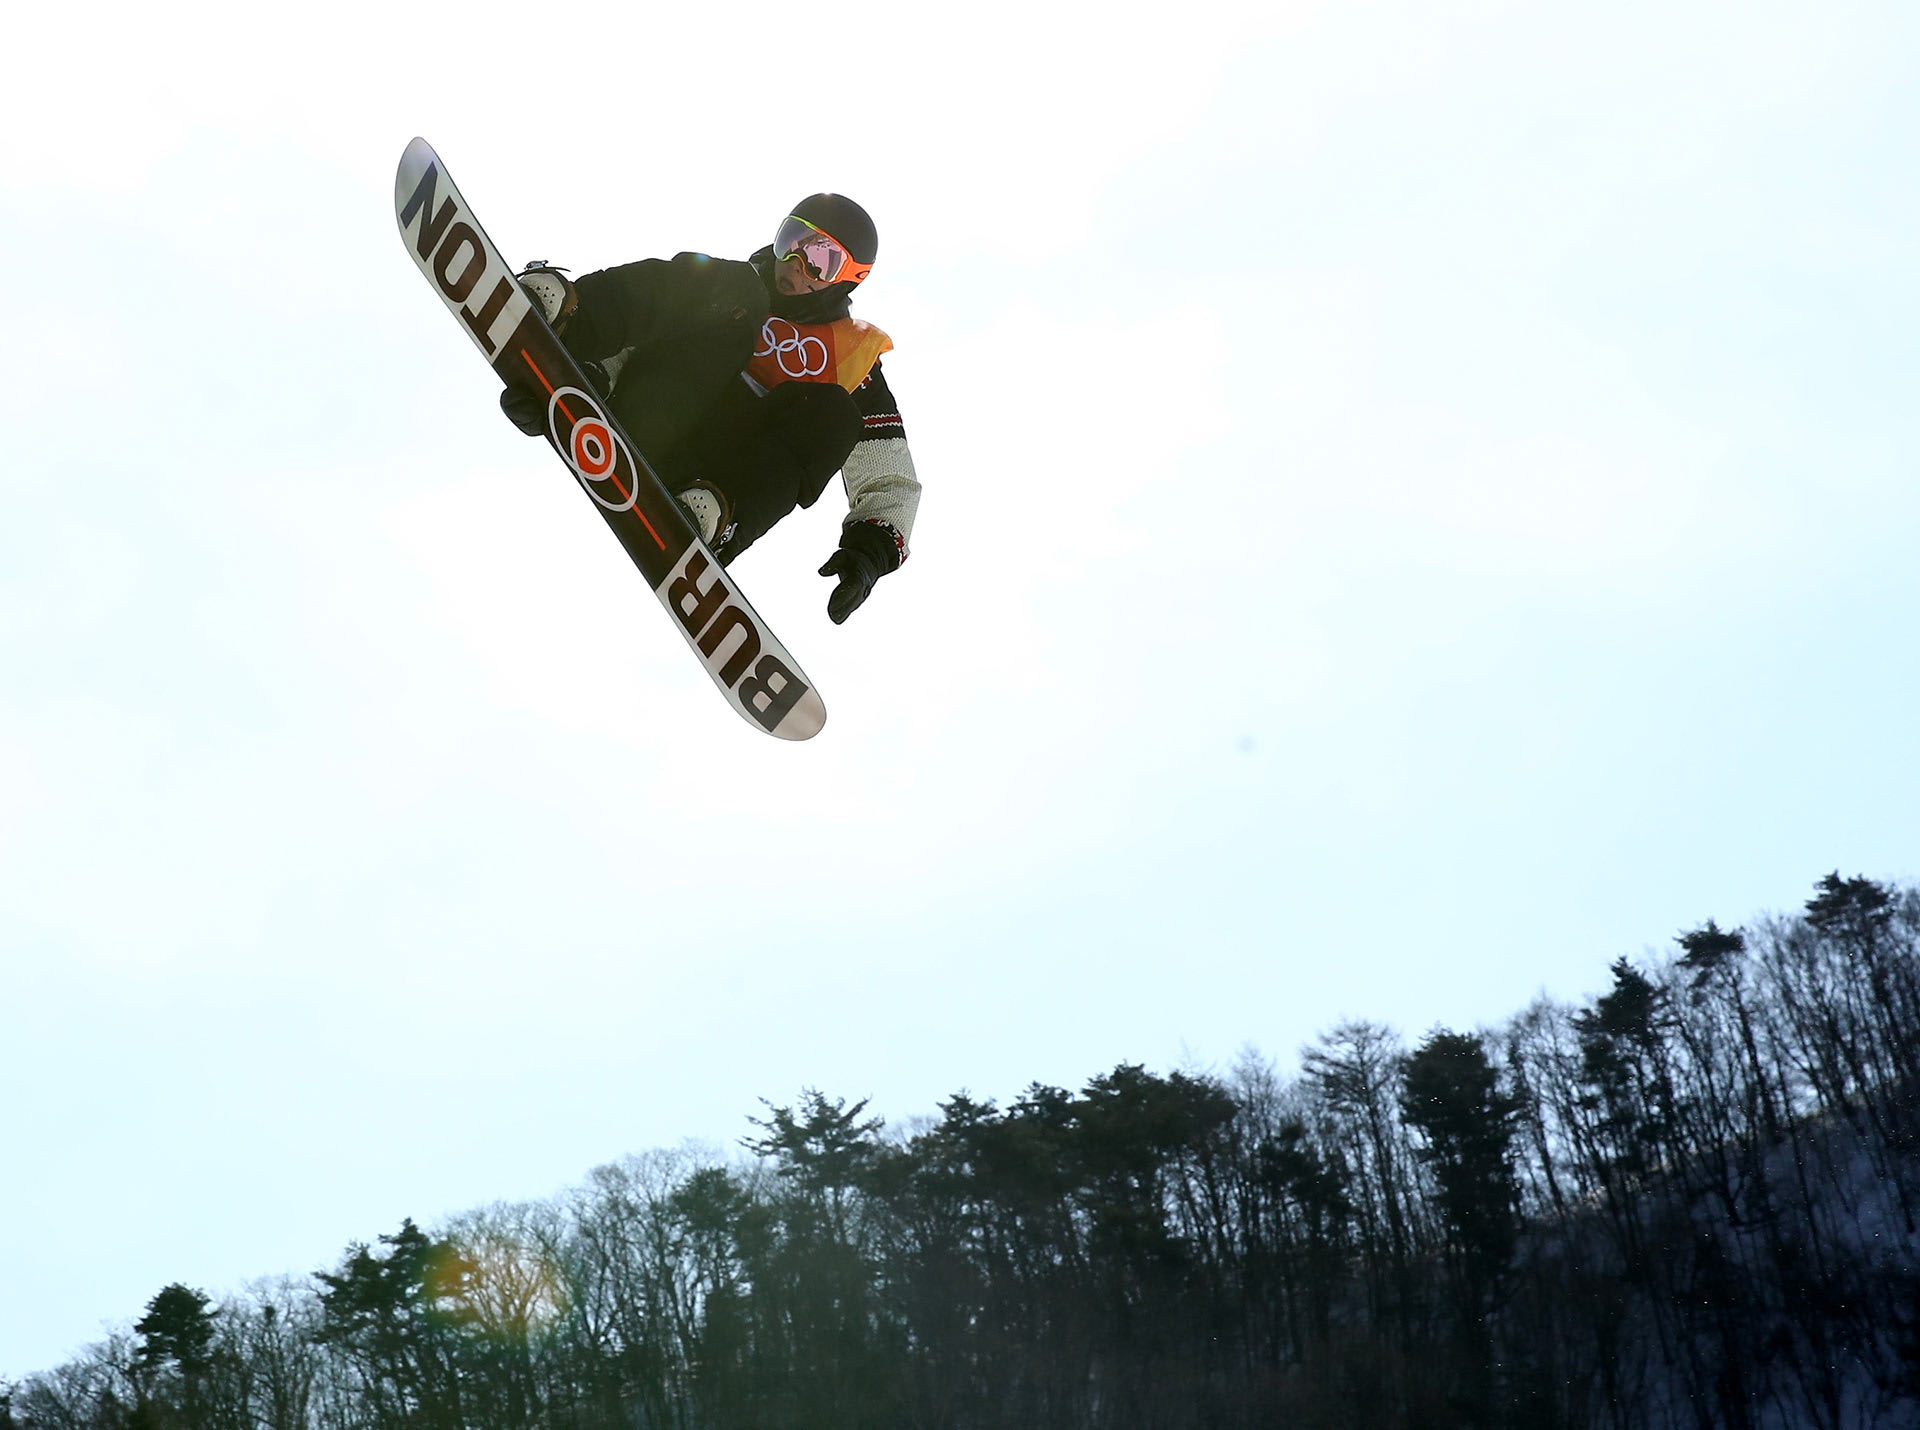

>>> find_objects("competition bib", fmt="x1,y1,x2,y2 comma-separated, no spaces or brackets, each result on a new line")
745,315,892,394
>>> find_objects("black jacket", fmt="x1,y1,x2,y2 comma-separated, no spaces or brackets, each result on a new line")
561,249,920,567
565,253,764,363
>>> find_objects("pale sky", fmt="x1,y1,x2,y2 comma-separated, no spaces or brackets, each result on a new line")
4,0,1918,1380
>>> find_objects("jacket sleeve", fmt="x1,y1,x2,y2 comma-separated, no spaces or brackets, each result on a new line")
840,361,920,568
564,254,766,365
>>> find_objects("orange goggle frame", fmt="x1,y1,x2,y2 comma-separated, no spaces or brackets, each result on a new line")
774,215,873,286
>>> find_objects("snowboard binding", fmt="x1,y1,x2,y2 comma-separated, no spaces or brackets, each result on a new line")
516,261,578,335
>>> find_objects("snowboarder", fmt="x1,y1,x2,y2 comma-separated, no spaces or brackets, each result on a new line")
500,194,919,625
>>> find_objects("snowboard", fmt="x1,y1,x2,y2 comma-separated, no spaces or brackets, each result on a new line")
392,137,826,740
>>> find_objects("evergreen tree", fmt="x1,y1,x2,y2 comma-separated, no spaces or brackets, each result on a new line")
1401,1031,1520,1295
130,1285,219,1430
1401,1030,1521,1424
314,1219,476,1430
132,1287,216,1382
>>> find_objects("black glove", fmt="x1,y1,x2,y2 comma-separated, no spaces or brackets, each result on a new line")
498,361,609,437
817,521,898,625
500,384,545,435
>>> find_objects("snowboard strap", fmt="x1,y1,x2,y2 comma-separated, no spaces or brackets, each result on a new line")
516,262,578,336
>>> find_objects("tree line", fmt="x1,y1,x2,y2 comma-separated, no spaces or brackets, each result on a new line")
7,872,1919,1429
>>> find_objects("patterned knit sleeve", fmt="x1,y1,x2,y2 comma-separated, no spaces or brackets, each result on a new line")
840,360,920,568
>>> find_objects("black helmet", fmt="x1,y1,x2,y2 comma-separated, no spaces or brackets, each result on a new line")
779,193,878,277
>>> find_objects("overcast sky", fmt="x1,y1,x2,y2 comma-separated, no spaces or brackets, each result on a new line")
5,0,1918,1380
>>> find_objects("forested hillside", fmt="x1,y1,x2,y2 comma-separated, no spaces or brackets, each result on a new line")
8,873,1918,1429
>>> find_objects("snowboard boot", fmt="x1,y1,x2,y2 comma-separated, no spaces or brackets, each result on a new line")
674,480,733,547
514,261,578,334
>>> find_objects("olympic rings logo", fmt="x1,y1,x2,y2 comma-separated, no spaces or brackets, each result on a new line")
756,318,829,379
547,385,639,513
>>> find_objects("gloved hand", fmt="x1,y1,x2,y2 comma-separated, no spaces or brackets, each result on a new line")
817,521,899,625
498,361,610,437
500,384,545,435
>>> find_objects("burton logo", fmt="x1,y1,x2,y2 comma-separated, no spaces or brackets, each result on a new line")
398,162,529,357
662,549,810,731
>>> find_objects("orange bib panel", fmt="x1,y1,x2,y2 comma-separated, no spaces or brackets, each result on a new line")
745,315,892,395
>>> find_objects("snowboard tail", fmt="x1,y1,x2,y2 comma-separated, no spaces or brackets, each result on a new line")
392,137,825,740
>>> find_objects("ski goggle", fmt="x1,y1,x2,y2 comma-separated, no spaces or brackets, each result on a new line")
773,215,872,286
